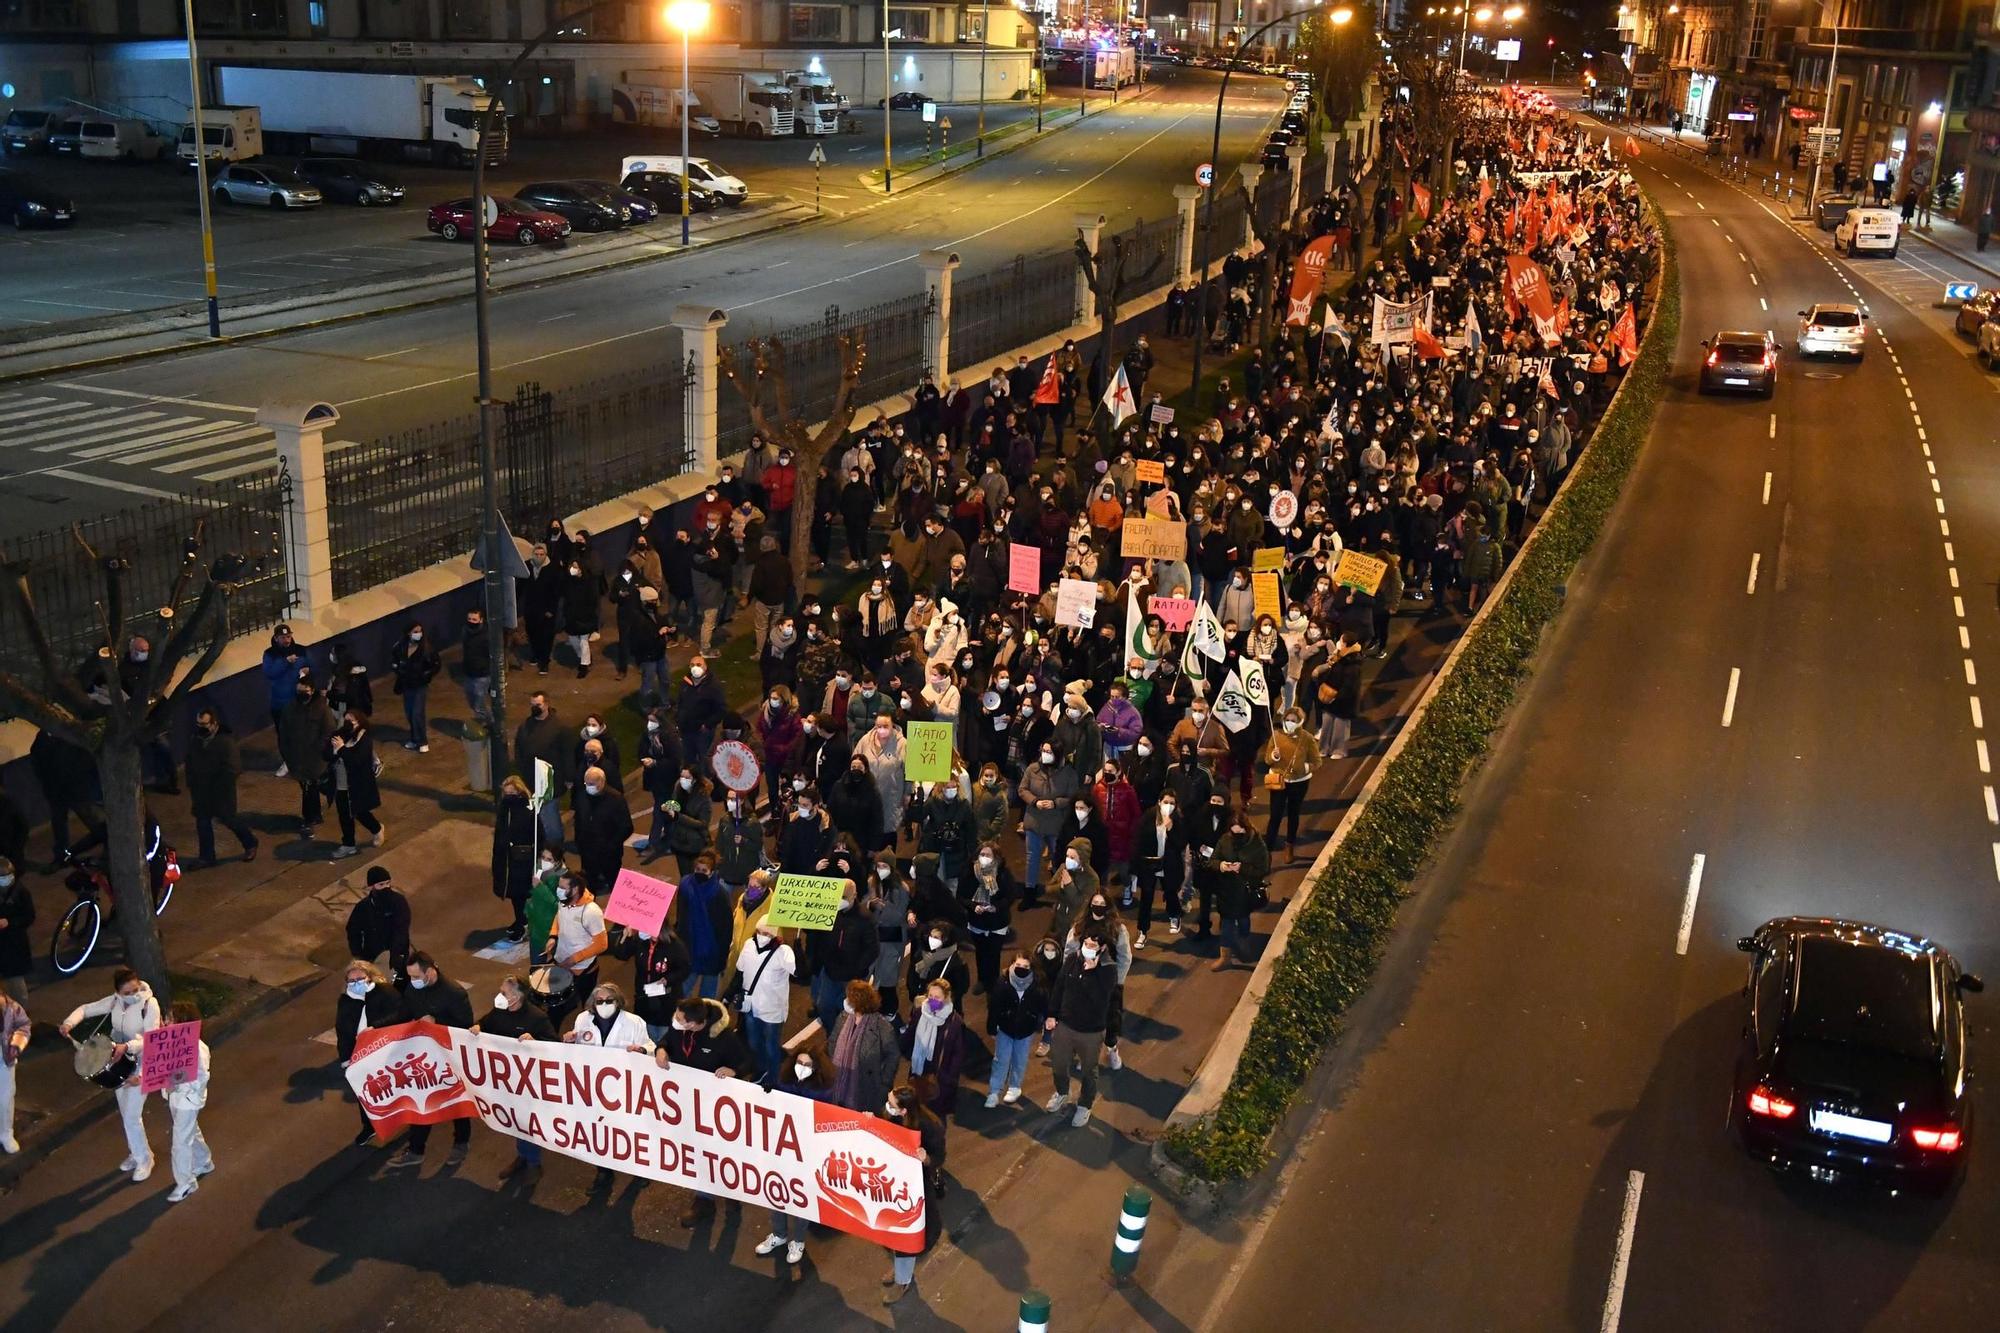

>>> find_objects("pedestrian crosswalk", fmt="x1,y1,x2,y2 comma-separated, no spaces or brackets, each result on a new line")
0,385,279,497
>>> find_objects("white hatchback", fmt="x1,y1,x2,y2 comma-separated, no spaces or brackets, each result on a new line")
1796,302,1866,360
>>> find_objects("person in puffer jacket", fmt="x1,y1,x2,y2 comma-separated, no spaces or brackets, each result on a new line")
1096,680,1144,761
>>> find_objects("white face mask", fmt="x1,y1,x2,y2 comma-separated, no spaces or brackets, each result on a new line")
1136,742,1152,757
540,858,557,873
646,719,660,733
1040,750,1056,766
408,975,429,991
583,724,602,738
689,665,706,680
927,935,944,951
494,991,513,1010
409,631,422,643
1065,854,1081,871
841,1000,855,1016
679,776,694,790
1284,720,1300,734
978,854,995,869
584,784,602,797
595,1002,617,1019
876,865,891,881
942,787,958,800
794,1062,813,1081
557,887,573,903
1081,946,1100,963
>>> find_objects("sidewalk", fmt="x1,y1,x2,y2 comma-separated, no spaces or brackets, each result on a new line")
1906,212,2000,284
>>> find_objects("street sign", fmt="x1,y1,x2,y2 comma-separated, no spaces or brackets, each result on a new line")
808,142,826,165
922,100,938,123
1195,162,1215,187
481,195,500,227
1946,282,1979,303
938,116,952,130
1495,39,1522,62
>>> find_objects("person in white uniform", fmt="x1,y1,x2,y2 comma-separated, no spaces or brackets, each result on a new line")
60,966,161,1182
164,998,214,1202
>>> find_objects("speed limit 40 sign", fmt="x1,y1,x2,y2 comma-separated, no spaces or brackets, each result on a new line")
1195,162,1215,187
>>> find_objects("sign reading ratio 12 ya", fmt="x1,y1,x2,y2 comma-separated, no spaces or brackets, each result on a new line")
766,874,848,931
905,720,955,783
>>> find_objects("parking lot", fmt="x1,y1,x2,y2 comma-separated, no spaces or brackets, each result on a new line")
0,98,1050,336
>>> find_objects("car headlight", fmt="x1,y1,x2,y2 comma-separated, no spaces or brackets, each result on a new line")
24,201,46,213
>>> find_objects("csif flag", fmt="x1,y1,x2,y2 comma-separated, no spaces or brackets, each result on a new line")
1033,355,1062,405
1125,583,1159,673
1181,597,1227,677
1213,670,1255,733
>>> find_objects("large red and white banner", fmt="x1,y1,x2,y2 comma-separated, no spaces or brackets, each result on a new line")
347,1020,477,1135
347,1023,927,1251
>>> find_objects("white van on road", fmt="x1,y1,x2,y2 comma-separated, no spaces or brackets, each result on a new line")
1834,205,1900,258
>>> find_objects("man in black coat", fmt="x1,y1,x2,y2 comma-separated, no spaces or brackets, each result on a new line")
512,691,573,850
393,950,476,1166
474,976,557,1182
675,657,727,774
345,866,413,977
29,728,101,869
185,707,258,866
571,766,633,895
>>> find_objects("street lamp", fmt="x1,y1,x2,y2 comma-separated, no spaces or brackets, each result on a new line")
1189,4,1351,408
664,0,708,248
180,0,221,338
978,0,990,157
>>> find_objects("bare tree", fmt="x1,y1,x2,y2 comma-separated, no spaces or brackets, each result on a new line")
1390,34,1472,196
0,524,251,1000
1242,171,1304,352
1294,1,1378,132
719,332,869,587
1074,224,1167,412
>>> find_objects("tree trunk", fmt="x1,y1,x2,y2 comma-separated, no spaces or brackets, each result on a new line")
789,443,823,587
99,739,171,1001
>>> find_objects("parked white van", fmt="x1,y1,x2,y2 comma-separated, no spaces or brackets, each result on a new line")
621,154,747,206
1834,206,1900,258
76,117,167,162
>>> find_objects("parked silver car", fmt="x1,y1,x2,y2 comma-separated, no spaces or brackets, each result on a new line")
211,162,322,209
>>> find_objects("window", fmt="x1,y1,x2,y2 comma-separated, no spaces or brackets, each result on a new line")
788,4,841,39
887,7,931,40
443,0,489,37
308,0,326,34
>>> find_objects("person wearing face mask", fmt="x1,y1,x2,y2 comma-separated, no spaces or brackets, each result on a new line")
752,1040,833,1263
1262,705,1322,857
730,921,796,1084
984,951,1048,1107
388,621,440,753
329,960,407,1147
860,854,913,1013
1051,836,1100,943
1124,730,1167,812
491,775,539,941
807,882,875,1032
1064,894,1133,1069
877,1082,946,1305
636,708,684,865
853,714,908,849
512,691,574,853
828,979,901,1117
389,952,476,1168
901,978,966,1120
558,550,603,678
1217,564,1258,632
759,609,804,699
916,773,974,897
1042,927,1117,1128
1168,698,1231,777
905,918,971,1022
773,772,834,866
1132,788,1188,945
60,966,165,1174
661,1001,752,1236
754,685,803,809
569,714,623,802
278,678,337,840
471,975,556,1183
345,866,412,977
970,764,1010,847
184,707,257,867
710,785,763,893
571,764,634,896
525,853,565,962
611,913,691,1042
1206,806,1270,970
674,851,733,998
1016,743,1078,908
323,708,385,859
546,872,608,1024
962,842,1019,996
1093,761,1140,909
1057,789,1109,888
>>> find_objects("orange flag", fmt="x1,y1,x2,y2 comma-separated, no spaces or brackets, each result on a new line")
1611,304,1639,366
1412,322,1448,360
1623,135,1642,157
1412,181,1433,220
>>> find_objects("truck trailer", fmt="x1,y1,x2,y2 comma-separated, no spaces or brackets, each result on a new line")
213,67,505,165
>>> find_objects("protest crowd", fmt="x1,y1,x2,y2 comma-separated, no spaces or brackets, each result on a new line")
0,88,1657,1307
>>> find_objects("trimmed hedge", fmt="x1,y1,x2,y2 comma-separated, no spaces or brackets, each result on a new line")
1162,204,1682,1182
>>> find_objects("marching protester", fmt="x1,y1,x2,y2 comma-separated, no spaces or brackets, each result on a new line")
61,967,163,1179
336,960,408,1148
163,999,213,1202
1,980,29,1153
392,952,475,1169
473,976,557,1185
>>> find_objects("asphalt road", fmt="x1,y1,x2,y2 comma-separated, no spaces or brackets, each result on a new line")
0,72,1277,529
1211,114,2000,1329
0,101,1051,334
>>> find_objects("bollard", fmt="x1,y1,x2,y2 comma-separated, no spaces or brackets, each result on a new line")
1019,1290,1052,1333
1109,1184,1152,1283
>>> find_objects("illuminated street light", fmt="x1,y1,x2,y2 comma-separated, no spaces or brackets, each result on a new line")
663,0,709,247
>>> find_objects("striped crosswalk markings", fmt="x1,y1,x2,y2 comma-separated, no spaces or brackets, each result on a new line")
0,389,278,493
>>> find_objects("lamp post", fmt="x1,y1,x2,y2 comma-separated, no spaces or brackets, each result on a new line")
181,0,221,339
665,0,708,247
882,0,894,192
1188,5,1350,410
978,0,990,156
1805,17,1841,214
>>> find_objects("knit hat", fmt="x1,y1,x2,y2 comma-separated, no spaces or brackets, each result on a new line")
366,866,392,887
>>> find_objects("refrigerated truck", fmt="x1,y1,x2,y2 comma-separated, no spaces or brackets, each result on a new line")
213,67,505,165
685,69,796,137
176,105,263,167
776,69,845,135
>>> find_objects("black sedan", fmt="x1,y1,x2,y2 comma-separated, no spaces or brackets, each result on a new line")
0,169,75,228
513,180,626,232
879,92,935,110
618,169,717,215
298,157,404,206
1732,917,1980,1195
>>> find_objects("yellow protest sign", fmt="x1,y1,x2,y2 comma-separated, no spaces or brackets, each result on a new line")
1252,546,1285,572
1333,549,1389,596
906,720,955,783
1120,516,1186,561
1135,459,1166,485
1252,571,1282,620
767,874,848,931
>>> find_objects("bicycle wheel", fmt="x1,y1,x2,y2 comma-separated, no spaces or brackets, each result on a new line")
51,899,102,975
152,870,173,917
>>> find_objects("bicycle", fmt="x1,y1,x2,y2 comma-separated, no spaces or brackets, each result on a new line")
50,851,178,976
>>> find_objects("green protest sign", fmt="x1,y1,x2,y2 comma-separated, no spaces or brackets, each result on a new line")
767,874,848,931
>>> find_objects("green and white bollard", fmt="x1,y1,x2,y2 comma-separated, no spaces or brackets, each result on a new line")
1019,1289,1052,1333
1109,1184,1152,1282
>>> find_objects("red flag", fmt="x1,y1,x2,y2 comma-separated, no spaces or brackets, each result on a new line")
1466,221,1487,247
1505,254,1556,323
1032,354,1061,406
1285,235,1337,326
1504,203,1519,242
1411,322,1448,360
1477,175,1493,209
345,1022,477,1135
1611,304,1639,366
1623,135,1642,157
1523,206,1542,253
1411,181,1432,221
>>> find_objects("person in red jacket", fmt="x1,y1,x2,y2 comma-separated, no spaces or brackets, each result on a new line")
1093,760,1141,910
762,448,798,551
692,483,733,534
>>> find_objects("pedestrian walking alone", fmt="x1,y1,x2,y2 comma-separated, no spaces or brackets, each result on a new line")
390,621,441,753
185,707,258,866
325,711,384,858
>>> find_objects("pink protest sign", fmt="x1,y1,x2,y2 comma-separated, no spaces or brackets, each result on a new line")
1151,597,1196,632
603,867,677,937
1008,543,1043,596
141,1020,202,1094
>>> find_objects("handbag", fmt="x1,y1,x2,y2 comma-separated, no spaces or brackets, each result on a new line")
1317,682,1338,705
1264,766,1287,791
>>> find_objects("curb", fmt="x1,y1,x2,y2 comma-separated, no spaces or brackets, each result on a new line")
863,85,1161,197
0,203,818,386
1910,227,2000,286
0,962,322,1191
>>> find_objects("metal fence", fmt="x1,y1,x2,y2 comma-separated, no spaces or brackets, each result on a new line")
326,362,693,598
950,249,1080,374
0,470,290,679
719,292,932,453
1111,215,1181,302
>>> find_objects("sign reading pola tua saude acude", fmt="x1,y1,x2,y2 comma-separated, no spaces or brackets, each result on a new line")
348,1021,927,1252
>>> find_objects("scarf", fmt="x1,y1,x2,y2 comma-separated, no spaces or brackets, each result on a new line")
910,1001,953,1075
831,1009,865,1108
915,942,954,982
971,863,999,907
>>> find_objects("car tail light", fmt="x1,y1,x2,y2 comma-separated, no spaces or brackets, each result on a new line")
1705,348,1720,367
1763,349,1777,369
1910,1125,1963,1152
1747,1085,1797,1118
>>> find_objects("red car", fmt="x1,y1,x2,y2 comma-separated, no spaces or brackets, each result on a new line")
425,195,571,246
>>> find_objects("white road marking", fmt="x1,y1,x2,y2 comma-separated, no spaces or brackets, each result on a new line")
54,382,256,413
1957,596,1968,618
1767,414,1776,438
1746,553,1760,595
1750,273,1758,286
1946,541,1955,561
1985,786,1997,825
1599,1170,1645,1333
1980,739,1991,775
1963,626,1974,651
1759,297,1768,311
1968,660,1979,687
1950,567,1960,588
1972,697,1984,730
1722,668,1742,728
39,468,189,498
1991,843,2000,886
1761,472,1772,505
364,346,421,360
1677,855,1706,956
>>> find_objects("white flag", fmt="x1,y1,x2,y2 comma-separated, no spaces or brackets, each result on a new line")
1213,670,1255,733
1124,583,1158,674
1239,658,1270,709
1464,299,1483,355
1102,363,1136,427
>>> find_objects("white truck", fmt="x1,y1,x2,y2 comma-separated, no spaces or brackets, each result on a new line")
213,67,505,165
776,68,846,136
607,82,721,135
176,104,263,167
684,69,795,138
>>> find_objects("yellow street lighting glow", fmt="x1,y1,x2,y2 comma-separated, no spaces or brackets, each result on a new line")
663,0,708,31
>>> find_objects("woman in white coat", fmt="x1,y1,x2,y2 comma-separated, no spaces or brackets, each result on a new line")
567,981,655,1190
164,998,214,1202
60,966,161,1182
853,715,908,845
